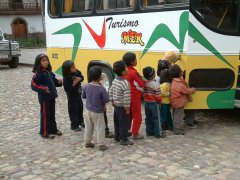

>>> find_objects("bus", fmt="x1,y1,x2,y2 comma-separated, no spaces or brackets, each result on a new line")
45,0,240,109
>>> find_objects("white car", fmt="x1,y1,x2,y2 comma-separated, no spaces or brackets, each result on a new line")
0,29,21,68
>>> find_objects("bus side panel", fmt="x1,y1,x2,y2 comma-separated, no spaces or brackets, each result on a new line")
186,13,239,109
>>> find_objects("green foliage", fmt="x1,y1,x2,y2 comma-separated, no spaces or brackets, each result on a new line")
18,38,46,48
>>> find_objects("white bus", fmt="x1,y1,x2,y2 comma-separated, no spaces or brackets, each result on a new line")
45,0,240,109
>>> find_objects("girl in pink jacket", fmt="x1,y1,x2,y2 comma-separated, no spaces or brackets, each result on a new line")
169,65,196,135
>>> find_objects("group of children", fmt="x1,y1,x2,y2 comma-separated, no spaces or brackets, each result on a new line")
31,51,196,151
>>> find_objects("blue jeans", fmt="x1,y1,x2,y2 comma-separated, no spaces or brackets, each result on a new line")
144,102,163,136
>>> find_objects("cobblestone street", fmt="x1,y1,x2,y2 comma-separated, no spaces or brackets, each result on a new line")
0,65,240,180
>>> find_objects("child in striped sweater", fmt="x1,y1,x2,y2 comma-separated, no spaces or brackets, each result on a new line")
109,61,134,145
143,67,165,138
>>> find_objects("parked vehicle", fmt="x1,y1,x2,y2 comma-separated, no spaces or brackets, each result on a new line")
0,29,21,68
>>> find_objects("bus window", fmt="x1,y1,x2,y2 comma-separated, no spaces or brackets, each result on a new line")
50,0,61,16
143,0,188,7
189,69,235,90
142,0,165,6
191,0,239,34
98,0,133,10
64,0,93,13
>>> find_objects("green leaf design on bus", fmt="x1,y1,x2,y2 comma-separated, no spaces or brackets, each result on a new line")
188,22,234,69
141,11,233,69
141,11,189,58
207,90,235,109
52,23,82,75
53,23,82,62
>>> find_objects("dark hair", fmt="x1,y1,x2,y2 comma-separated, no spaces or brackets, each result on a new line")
88,66,102,81
143,66,155,80
122,52,136,66
32,54,52,73
113,60,126,76
168,64,182,79
160,69,171,84
157,60,170,76
62,60,74,77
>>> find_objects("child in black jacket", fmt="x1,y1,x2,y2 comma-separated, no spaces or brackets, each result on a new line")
31,54,63,139
62,60,85,132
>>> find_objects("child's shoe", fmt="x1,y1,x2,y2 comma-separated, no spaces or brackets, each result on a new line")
71,127,82,132
186,124,197,128
105,132,114,138
99,145,109,151
120,140,134,145
127,132,132,137
133,134,144,140
55,130,63,136
155,133,166,139
80,123,85,128
41,134,55,139
85,143,95,148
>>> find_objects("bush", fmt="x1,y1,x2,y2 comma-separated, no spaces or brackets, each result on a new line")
18,38,46,48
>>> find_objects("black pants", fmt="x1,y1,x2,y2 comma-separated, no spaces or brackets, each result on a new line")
104,111,110,133
114,107,130,141
40,99,57,136
67,94,84,129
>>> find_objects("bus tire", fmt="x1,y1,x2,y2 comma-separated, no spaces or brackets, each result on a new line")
8,57,19,68
98,66,114,90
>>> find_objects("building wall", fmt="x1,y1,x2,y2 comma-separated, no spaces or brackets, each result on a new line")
0,15,43,34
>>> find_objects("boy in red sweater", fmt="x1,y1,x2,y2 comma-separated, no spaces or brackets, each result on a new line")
123,52,145,139
169,65,196,135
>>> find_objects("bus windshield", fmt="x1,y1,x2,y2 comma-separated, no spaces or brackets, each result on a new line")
191,0,240,35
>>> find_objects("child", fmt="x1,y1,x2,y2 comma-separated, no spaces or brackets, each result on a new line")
164,51,197,128
168,64,196,135
160,69,173,131
122,52,145,140
142,66,165,138
82,66,109,151
31,54,63,139
62,60,85,132
89,73,114,138
156,60,171,84
109,61,134,145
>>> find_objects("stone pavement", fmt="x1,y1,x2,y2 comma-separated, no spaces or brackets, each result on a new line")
0,65,240,180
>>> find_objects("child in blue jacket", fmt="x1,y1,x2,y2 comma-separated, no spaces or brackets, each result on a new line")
31,54,62,139
62,60,85,132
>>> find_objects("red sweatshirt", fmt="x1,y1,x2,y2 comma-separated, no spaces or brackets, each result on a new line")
170,78,195,108
123,66,145,98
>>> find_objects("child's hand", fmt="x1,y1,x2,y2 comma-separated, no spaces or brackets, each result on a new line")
45,89,50,94
58,79,63,85
124,107,130,115
72,77,81,86
188,95,193,102
191,87,196,93
111,101,115,107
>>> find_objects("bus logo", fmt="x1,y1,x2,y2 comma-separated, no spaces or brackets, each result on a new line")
121,29,145,46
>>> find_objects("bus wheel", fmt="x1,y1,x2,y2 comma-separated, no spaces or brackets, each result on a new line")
99,66,114,90
8,57,19,68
